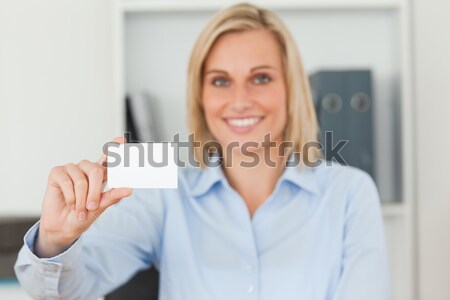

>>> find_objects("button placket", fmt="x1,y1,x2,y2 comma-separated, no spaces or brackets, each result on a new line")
245,264,253,273
224,187,260,298
242,261,258,296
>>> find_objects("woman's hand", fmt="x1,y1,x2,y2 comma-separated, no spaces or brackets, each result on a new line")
35,136,132,258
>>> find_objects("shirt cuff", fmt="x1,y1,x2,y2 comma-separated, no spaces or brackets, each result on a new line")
17,221,83,298
23,220,83,268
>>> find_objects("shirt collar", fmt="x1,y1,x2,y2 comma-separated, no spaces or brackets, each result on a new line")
189,156,322,198
190,164,225,197
281,164,321,196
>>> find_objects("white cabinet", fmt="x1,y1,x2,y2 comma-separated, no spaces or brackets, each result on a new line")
113,0,415,298
414,0,450,298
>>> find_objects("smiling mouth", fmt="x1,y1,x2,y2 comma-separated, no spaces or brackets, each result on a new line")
223,116,264,133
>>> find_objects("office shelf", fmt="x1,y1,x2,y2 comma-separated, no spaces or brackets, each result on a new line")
113,0,415,298
382,202,407,218
121,0,401,12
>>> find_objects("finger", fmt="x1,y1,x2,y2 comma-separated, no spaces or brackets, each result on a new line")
64,163,89,221
49,166,76,210
101,180,107,193
78,160,103,211
97,188,133,211
97,136,127,168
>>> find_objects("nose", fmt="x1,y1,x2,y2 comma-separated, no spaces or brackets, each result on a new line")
231,84,253,113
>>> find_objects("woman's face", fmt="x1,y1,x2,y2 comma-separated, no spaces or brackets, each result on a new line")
202,28,287,151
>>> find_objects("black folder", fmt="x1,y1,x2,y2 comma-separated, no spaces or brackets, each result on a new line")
310,70,374,179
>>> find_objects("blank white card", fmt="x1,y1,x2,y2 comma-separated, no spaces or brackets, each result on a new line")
107,143,178,189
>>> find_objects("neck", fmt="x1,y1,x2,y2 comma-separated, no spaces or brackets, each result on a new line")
221,143,286,217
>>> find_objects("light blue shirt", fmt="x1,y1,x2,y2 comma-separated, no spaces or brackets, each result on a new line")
15,160,391,300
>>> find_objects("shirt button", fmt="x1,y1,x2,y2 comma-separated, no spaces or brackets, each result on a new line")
247,285,254,293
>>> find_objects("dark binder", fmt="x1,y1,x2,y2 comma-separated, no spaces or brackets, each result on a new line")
125,92,161,143
310,70,374,179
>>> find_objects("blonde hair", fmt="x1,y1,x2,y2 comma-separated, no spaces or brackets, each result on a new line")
187,2,322,168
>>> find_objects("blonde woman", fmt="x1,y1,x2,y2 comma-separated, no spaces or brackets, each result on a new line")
15,3,391,299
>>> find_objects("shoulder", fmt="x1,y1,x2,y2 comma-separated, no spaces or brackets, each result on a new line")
177,165,223,197
178,165,205,188
312,159,377,196
304,160,380,218
100,188,166,225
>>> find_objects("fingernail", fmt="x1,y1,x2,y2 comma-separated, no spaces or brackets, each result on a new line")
78,212,86,221
87,202,97,210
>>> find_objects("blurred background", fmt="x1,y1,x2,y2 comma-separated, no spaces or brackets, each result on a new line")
0,0,449,299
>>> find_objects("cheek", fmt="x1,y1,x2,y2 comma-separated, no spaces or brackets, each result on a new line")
202,86,229,117
260,88,288,139
202,99,221,122
202,93,225,131
259,86,287,119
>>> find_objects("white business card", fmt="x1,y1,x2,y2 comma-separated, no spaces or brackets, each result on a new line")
107,142,178,189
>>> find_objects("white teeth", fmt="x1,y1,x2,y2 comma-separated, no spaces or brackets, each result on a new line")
227,117,261,127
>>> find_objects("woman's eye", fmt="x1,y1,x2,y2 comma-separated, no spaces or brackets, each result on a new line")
212,78,229,87
253,74,271,84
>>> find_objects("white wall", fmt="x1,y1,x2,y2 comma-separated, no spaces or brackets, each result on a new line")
1,0,450,298
0,0,116,216
413,0,450,298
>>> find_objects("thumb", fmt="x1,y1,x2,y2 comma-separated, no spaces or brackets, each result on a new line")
96,187,133,213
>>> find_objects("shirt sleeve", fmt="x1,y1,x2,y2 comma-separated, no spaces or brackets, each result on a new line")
331,171,392,300
14,188,165,300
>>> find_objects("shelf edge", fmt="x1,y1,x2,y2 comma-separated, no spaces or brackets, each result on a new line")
382,203,407,218
121,0,401,13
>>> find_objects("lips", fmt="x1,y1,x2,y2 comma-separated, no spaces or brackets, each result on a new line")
224,116,264,133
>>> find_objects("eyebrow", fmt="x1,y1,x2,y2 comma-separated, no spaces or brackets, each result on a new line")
204,65,277,75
